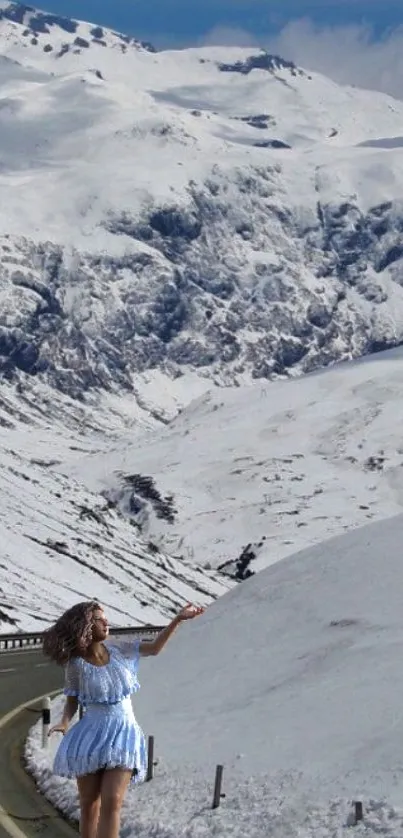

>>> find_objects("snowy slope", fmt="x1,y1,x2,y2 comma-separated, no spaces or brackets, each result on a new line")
64,347,403,576
1,3,403,405
0,378,230,631
26,514,403,836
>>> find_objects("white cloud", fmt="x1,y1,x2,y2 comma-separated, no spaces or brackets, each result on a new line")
200,19,403,101
265,19,403,100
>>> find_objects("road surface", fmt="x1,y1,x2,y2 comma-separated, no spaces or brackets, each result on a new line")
0,649,76,838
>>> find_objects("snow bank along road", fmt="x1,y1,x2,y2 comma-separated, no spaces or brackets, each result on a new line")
0,648,75,838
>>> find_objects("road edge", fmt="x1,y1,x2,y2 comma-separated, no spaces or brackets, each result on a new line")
0,690,60,838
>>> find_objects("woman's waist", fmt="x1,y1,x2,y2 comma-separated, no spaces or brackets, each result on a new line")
83,696,134,716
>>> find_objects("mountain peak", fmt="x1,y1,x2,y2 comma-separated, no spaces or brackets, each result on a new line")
0,1,77,32
0,1,157,56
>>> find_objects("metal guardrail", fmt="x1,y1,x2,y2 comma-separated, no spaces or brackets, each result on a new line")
0,625,166,652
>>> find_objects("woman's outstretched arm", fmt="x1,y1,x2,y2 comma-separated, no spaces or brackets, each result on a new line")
139,603,204,657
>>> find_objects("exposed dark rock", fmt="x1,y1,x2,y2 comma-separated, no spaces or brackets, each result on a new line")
74,36,89,49
119,474,177,524
218,543,256,580
148,207,202,241
90,26,104,39
56,44,70,58
218,52,304,77
254,140,291,149
113,29,157,53
0,606,18,626
378,244,403,272
237,114,275,130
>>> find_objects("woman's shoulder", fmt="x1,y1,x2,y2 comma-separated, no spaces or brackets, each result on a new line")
105,637,140,662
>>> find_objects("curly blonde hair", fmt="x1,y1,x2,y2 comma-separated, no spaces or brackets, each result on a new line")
42,600,101,665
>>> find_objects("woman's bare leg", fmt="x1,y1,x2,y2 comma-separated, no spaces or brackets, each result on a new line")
77,772,103,838
96,768,132,838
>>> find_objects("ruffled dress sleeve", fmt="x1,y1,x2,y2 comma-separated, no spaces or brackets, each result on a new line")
64,658,80,697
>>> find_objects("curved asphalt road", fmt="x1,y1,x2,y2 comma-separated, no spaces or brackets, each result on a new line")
0,649,61,716
0,649,76,838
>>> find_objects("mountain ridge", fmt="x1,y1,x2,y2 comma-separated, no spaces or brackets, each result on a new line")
2,4,403,628
0,0,157,56
0,3,403,412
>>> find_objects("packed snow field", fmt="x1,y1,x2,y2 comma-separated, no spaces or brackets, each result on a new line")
26,516,403,837
65,348,403,575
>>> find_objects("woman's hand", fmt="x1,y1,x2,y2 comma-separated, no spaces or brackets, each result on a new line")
48,723,67,736
177,603,205,622
141,603,205,656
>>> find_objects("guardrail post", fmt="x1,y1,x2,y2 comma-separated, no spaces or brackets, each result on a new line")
42,697,51,748
212,765,225,809
146,735,155,781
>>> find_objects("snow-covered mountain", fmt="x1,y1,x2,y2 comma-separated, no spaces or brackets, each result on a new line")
1,2,403,410
3,4,403,630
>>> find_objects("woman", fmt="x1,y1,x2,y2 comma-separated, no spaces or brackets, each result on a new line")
43,600,203,838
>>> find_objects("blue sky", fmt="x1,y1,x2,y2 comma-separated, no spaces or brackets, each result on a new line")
37,1,403,47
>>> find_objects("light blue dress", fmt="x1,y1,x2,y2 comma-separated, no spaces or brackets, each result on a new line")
53,639,147,781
